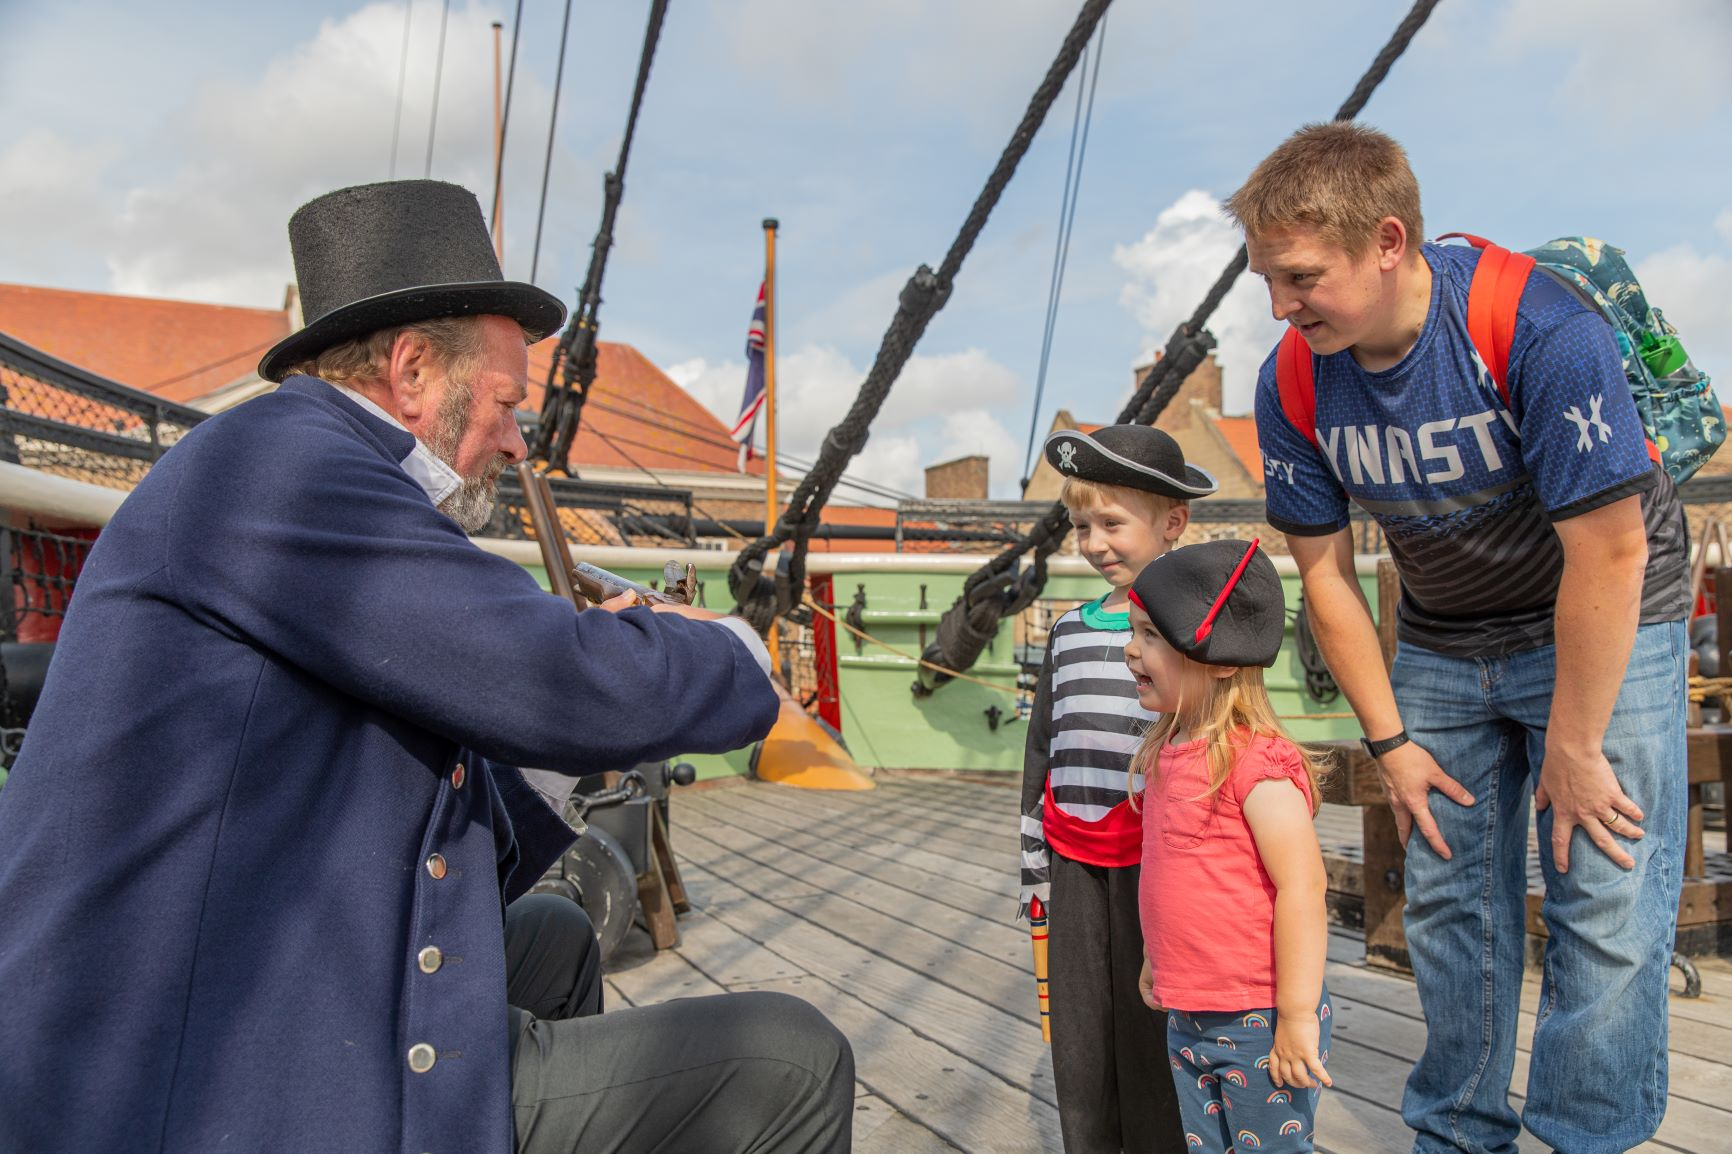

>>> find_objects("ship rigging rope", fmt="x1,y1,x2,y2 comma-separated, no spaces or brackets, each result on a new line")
533,0,671,472
913,0,1445,695
725,0,1118,635
387,0,414,179
1021,11,1107,489
530,0,576,285
422,0,452,179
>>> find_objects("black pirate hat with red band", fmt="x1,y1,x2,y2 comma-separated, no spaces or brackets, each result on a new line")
1043,424,1217,499
1128,538,1284,668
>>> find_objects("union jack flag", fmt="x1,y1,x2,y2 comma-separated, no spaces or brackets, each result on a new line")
730,282,768,472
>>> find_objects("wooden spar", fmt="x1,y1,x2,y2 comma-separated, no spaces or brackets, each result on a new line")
762,219,780,537
515,462,587,609
762,218,781,660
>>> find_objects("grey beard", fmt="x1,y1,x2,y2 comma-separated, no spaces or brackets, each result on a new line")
424,379,507,534
438,470,502,534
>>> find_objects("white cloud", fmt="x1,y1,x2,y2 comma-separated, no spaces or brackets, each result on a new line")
0,132,123,285
1497,0,1732,128
722,1,1101,129
846,434,926,501
667,342,1029,498
1635,234,1732,387
884,349,1025,428
935,408,1024,494
0,1,589,309
1114,189,1282,415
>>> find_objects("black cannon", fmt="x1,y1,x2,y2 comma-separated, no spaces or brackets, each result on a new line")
530,759,697,961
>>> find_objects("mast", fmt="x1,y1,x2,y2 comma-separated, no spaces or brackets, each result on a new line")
762,219,780,543
762,218,781,662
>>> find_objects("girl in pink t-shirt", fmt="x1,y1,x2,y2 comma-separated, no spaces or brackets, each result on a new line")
1122,540,1332,1154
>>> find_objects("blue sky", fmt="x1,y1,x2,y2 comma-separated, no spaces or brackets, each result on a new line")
3,0,1728,499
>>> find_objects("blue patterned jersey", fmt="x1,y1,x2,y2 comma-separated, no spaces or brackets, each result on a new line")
1255,242,1689,656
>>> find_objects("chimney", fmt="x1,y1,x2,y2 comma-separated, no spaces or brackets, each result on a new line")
925,455,990,500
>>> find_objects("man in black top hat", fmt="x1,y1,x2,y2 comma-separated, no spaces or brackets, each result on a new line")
0,180,853,1154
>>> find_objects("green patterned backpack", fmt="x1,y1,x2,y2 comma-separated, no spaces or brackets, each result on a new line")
1278,234,1721,484
1525,237,1722,484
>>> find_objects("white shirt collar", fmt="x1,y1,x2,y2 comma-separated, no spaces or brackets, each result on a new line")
332,384,462,507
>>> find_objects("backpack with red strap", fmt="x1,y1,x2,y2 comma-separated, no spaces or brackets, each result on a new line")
1274,234,1721,483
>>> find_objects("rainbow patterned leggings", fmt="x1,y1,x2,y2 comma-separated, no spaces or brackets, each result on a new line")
1164,990,1332,1153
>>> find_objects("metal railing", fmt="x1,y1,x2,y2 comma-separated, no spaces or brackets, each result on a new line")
0,329,698,545
0,332,207,491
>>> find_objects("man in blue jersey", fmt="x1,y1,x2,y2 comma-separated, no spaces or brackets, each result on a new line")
1235,124,1688,1154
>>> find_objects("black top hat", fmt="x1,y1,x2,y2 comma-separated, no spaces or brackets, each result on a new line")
1128,538,1284,667
259,180,568,382
1043,424,1217,499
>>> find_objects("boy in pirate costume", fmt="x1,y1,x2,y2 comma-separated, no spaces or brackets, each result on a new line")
1020,424,1214,1154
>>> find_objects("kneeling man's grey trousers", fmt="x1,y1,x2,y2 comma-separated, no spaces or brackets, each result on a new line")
505,894,855,1153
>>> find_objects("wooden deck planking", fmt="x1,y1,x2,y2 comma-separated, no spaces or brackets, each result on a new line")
593,776,1731,1153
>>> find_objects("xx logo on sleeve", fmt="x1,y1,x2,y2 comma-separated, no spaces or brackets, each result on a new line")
1562,395,1612,453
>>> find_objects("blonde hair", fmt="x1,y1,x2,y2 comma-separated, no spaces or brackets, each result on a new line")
1128,662,1325,812
284,315,489,387
1060,476,1186,520
1223,122,1423,258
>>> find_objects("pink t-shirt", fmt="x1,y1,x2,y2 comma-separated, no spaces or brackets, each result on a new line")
1138,731,1314,1012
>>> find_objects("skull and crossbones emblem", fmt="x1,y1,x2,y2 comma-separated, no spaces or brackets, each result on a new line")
1057,442,1078,472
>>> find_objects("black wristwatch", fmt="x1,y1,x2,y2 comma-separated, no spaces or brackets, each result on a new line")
1361,729,1411,760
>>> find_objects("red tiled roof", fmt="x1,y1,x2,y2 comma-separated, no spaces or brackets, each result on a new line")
810,505,899,553
0,283,291,405
527,339,757,476
1213,416,1263,479
0,283,751,477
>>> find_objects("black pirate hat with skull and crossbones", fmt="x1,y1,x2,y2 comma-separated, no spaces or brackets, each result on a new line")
1043,424,1217,499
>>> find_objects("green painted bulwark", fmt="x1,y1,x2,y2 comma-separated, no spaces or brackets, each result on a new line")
823,565,1373,773
506,551,1372,779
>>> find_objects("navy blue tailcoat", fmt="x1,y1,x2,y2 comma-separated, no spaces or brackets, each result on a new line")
0,376,779,1153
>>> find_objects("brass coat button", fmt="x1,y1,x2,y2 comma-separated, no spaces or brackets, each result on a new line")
451,763,466,790
426,854,447,880
418,946,443,974
407,1043,436,1073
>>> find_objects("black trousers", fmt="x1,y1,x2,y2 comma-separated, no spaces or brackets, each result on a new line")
1047,852,1185,1154
504,895,855,1154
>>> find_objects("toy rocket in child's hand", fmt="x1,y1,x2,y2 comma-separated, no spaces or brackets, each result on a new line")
1028,895,1051,1044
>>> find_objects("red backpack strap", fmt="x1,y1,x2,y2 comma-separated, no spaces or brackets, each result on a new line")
1274,327,1318,448
1437,232,1534,408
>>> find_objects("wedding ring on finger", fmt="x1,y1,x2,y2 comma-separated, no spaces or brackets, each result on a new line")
1603,811,1622,832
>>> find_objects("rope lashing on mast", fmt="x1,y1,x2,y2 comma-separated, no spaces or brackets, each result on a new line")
726,0,1118,635
913,0,1445,695
530,0,670,473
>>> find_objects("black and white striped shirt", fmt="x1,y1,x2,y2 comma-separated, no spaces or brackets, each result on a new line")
1018,598,1159,916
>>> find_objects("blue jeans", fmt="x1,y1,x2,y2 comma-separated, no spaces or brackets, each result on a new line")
1393,621,1686,1154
